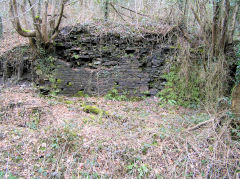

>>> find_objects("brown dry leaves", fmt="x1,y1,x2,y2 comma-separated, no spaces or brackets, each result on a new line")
0,86,239,178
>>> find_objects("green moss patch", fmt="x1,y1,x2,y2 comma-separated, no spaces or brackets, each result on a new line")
64,100,75,105
83,105,102,115
74,91,89,97
56,79,62,84
82,104,110,116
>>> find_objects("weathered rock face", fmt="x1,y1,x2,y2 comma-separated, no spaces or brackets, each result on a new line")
54,24,174,96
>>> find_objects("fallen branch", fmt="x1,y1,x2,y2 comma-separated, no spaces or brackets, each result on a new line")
186,111,227,131
186,118,215,131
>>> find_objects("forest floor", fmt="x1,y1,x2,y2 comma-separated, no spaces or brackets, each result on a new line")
0,33,28,56
0,85,239,178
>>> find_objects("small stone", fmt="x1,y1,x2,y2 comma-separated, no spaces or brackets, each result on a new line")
149,88,158,96
51,171,59,177
93,61,101,65
0,133,5,140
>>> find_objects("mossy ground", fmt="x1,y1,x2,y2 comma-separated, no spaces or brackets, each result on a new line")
0,86,239,178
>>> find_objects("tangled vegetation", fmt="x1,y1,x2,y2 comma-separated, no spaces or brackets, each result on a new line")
0,0,240,178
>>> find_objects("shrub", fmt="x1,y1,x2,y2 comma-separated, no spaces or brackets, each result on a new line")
105,88,128,101
158,66,201,108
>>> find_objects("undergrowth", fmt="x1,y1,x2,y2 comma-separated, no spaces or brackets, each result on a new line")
0,171,18,179
158,38,232,109
35,54,61,96
105,88,128,101
231,42,240,140
105,88,145,102
235,42,240,83
158,66,201,108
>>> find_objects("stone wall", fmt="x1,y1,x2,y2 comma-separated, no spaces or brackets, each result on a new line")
54,24,175,96
0,24,176,96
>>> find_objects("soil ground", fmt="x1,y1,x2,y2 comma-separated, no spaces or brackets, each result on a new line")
0,84,239,178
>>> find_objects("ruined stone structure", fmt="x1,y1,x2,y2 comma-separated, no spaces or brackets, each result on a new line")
0,24,175,96
54,24,174,96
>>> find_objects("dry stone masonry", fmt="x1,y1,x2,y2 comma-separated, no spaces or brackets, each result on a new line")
54,24,175,96
0,23,176,96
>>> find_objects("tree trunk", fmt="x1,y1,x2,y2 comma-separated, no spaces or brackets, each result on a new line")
212,0,220,56
41,0,49,43
8,0,67,55
229,4,239,44
3,61,9,82
104,0,109,22
219,0,230,51
0,16,3,38
17,61,24,81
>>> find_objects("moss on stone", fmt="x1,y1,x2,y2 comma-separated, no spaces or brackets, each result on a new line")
56,79,62,84
82,104,110,116
73,54,80,59
74,91,88,97
83,105,102,115
129,96,145,102
104,111,111,116
56,42,64,46
67,82,73,86
64,100,74,105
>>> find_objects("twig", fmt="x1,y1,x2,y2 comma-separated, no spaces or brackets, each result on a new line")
186,118,215,131
23,105,49,109
115,4,150,18
186,111,227,131
4,152,9,179
109,3,126,21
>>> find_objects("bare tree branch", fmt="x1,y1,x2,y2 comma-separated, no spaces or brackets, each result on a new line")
27,0,42,40
41,0,49,42
50,0,57,30
115,3,150,18
9,0,36,37
109,3,126,21
51,0,65,41
212,0,221,56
